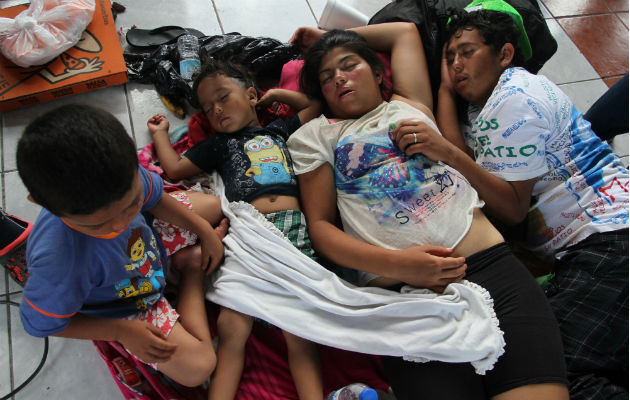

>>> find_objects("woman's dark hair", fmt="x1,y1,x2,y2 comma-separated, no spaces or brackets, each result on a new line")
17,104,138,216
446,9,525,67
300,29,386,104
191,58,257,108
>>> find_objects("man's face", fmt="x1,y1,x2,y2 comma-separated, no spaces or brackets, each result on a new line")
446,28,508,106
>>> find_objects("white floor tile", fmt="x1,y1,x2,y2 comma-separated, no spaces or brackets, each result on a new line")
3,171,41,224
114,0,223,42
1,86,131,172
537,0,552,19
557,79,608,114
126,82,191,151
0,301,12,398
9,294,121,400
538,19,600,85
214,0,318,42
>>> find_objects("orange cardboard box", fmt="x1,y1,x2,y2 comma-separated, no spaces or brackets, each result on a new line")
0,0,128,112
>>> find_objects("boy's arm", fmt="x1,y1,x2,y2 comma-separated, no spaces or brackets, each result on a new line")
149,192,224,273
147,114,203,181
436,45,469,154
258,88,321,124
55,314,178,363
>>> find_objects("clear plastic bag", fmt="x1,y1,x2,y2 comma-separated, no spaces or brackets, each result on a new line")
0,0,95,67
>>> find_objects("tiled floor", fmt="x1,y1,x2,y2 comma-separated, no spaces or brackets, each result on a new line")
1,0,628,398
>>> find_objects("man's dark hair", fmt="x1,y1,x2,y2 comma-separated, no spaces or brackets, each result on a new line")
446,9,525,67
192,59,257,108
300,29,386,105
17,104,139,216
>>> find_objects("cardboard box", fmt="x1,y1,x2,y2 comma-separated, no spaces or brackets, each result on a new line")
0,0,128,112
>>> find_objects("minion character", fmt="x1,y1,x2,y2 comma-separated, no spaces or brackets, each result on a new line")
244,136,291,185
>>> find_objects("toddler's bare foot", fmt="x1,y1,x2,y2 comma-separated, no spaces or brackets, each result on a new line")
214,218,229,240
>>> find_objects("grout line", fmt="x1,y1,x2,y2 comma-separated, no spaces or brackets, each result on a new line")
304,0,318,23
123,83,137,145
210,0,225,34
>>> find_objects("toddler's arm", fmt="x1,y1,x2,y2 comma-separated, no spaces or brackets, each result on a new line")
257,89,321,125
147,114,204,181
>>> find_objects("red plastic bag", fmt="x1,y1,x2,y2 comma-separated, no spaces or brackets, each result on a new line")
0,0,95,67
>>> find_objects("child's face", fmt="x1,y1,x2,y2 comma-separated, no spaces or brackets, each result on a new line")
197,74,260,133
61,171,144,237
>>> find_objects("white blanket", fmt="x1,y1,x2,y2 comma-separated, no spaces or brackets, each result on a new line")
205,174,505,374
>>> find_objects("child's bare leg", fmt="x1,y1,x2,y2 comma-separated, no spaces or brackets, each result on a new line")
208,308,254,400
157,245,215,386
185,191,225,227
283,331,322,400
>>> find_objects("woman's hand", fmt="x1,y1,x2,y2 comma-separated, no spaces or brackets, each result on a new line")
147,114,169,136
117,319,178,363
289,27,326,53
394,245,467,292
393,119,457,163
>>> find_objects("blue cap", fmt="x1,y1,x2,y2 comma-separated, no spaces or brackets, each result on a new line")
359,388,379,400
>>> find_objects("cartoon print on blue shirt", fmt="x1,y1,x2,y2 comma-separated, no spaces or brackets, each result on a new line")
116,227,164,310
244,135,291,185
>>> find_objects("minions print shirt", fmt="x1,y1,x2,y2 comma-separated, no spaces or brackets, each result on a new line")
20,167,169,338
184,117,302,202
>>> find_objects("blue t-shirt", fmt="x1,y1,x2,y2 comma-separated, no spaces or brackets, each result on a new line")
20,167,167,337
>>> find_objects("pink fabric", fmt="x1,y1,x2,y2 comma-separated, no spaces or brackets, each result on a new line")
152,191,198,256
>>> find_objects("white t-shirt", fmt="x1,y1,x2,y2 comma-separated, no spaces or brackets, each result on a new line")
464,67,629,256
288,101,483,283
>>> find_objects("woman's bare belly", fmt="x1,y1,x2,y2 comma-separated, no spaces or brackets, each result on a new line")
452,208,504,257
250,194,301,214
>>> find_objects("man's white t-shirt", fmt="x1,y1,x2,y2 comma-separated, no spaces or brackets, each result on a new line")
464,67,628,256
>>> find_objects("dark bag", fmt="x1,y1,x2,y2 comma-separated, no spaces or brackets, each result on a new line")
369,0,557,103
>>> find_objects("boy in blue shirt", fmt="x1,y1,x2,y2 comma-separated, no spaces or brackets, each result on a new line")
17,104,226,387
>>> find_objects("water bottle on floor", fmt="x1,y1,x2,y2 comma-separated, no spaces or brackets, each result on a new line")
326,383,379,400
177,34,200,82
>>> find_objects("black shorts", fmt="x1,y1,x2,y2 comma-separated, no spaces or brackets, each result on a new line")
381,243,568,399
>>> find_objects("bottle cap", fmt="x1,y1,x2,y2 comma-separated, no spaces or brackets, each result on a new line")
359,388,378,400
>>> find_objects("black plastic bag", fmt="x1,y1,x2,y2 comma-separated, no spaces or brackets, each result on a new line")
123,33,301,110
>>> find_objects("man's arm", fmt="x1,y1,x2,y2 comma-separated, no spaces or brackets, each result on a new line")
393,118,537,225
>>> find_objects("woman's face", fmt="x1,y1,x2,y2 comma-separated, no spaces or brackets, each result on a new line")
318,47,383,119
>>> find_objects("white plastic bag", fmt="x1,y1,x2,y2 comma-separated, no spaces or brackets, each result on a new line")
0,0,95,67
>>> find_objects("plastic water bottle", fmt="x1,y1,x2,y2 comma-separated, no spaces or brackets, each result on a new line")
326,383,379,400
177,34,201,82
